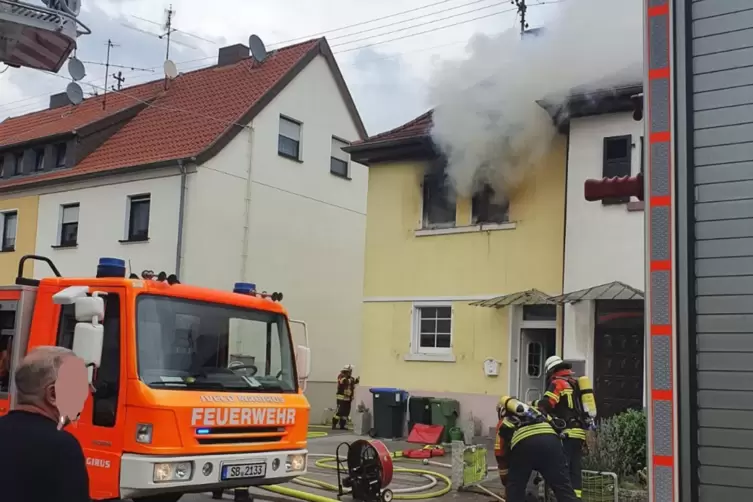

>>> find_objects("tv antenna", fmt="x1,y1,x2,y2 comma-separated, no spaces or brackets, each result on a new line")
102,39,119,110
122,5,215,62
511,0,528,34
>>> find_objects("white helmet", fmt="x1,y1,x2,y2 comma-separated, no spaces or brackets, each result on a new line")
544,356,565,374
343,364,354,372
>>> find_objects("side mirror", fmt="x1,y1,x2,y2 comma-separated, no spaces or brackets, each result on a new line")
296,345,311,381
71,294,105,384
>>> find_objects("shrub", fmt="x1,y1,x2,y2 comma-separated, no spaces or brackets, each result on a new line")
583,409,647,478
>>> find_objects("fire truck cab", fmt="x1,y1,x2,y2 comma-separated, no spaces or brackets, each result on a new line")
0,255,311,502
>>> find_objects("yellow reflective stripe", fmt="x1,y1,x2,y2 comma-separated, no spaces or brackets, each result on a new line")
545,391,560,402
561,388,574,408
499,469,509,475
502,418,516,428
565,428,587,440
494,437,500,449
336,394,346,399
574,489,582,498
511,423,555,448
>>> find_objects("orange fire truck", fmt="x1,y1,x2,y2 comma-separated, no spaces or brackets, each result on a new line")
0,255,311,502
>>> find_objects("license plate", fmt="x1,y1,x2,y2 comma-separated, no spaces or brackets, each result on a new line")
221,463,267,480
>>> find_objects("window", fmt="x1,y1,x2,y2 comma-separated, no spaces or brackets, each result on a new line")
59,203,79,247
1,211,17,252
0,302,16,394
34,148,45,171
54,143,67,168
330,137,350,178
57,293,121,427
422,171,456,229
523,304,557,321
12,152,23,176
0,156,4,178
602,135,632,205
126,194,150,241
278,116,302,160
413,305,452,353
526,341,543,377
472,185,509,224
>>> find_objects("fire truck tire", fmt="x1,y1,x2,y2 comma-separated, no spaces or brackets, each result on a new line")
133,495,182,502
382,489,394,502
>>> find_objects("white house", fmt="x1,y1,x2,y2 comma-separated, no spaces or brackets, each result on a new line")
541,84,646,418
0,37,368,420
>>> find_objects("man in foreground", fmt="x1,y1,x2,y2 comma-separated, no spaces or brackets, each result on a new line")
0,346,90,502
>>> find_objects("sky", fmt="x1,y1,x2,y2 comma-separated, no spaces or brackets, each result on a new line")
0,0,563,135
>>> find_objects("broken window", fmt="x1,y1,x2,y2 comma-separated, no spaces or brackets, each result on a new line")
422,162,456,229
472,184,509,224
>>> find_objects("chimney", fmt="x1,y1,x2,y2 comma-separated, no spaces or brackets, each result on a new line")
49,92,70,110
217,44,249,67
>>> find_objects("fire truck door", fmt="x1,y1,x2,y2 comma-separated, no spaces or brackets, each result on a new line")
0,290,22,419
55,286,125,499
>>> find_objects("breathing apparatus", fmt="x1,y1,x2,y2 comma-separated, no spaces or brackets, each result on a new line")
497,395,537,423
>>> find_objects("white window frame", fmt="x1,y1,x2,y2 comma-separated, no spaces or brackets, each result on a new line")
406,302,456,362
0,209,18,252
56,203,80,247
330,136,350,178
123,194,151,242
278,115,303,161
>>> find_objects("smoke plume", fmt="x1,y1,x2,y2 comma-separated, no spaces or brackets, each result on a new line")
428,0,643,198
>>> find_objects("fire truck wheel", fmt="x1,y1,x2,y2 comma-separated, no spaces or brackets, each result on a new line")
382,489,394,502
134,494,182,502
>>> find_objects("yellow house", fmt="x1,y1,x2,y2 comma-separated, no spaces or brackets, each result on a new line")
0,195,38,282
346,110,567,430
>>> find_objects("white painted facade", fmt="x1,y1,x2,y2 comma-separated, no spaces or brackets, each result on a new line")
29,53,367,416
562,111,645,380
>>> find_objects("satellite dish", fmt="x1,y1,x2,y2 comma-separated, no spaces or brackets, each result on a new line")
164,59,178,79
66,82,84,105
249,34,268,63
67,57,85,82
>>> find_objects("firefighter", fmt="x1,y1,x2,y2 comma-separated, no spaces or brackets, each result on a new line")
332,364,359,430
496,396,580,502
534,356,588,499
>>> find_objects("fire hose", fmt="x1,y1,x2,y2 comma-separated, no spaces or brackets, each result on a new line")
261,454,453,501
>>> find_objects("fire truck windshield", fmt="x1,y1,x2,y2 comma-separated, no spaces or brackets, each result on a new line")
135,294,297,393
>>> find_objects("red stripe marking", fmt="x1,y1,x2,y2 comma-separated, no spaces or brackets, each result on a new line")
650,324,672,336
650,195,671,206
652,389,672,400
650,260,671,271
649,68,670,80
653,455,674,467
650,131,670,143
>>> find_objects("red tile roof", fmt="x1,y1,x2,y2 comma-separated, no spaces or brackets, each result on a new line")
0,38,365,190
351,109,433,147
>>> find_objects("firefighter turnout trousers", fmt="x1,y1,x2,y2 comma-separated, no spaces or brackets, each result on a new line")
506,433,580,502
563,437,584,499
333,399,352,429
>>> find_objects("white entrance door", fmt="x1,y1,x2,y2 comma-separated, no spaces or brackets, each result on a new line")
519,328,557,404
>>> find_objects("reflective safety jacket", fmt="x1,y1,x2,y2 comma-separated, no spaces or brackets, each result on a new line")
495,411,558,473
534,369,587,441
336,373,358,401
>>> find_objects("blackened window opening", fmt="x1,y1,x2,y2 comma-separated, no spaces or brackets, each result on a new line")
472,185,509,224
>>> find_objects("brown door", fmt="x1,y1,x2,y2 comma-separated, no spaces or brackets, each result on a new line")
593,300,644,419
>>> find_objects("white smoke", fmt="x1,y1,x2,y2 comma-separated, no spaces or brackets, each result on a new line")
428,0,643,198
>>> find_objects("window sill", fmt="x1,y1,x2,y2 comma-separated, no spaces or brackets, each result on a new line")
119,237,149,244
0,248,15,253
415,222,517,237
52,244,77,249
403,353,456,363
278,152,303,163
330,171,351,180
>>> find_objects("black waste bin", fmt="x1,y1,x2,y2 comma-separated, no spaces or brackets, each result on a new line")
408,396,433,434
370,387,408,439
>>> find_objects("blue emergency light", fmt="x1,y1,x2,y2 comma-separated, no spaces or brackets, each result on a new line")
233,282,257,295
196,428,210,435
97,257,126,278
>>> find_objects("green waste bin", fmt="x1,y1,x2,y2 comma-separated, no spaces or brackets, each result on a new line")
370,388,408,438
430,398,460,443
408,396,433,434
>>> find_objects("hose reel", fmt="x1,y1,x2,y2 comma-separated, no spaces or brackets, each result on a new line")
336,439,394,502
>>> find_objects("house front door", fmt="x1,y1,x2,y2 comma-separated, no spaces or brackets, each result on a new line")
519,328,557,404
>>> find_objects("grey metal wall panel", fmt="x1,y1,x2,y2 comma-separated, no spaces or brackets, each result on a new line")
699,466,753,487
699,447,753,468
694,46,753,74
693,9,753,38
695,104,753,129
697,276,753,296
698,409,753,429
699,485,753,499
695,178,753,200
693,27,753,56
696,218,753,239
697,371,753,390
696,294,753,312
697,389,753,409
696,314,753,332
695,123,753,149
695,142,753,165
695,199,753,220
698,352,753,370
696,237,753,257
699,428,753,448
692,0,753,20
694,84,753,110
697,333,753,351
